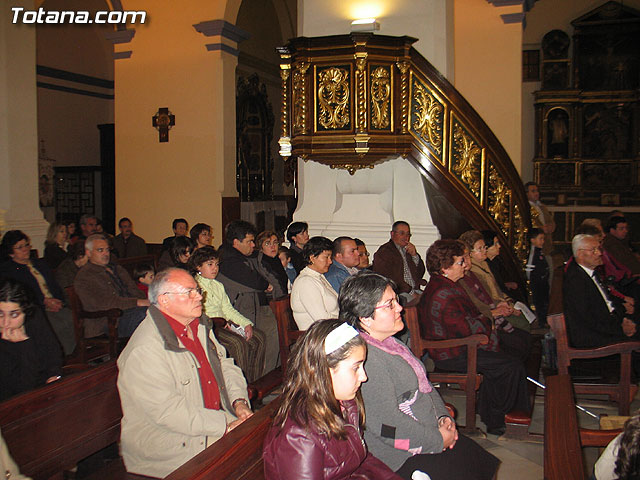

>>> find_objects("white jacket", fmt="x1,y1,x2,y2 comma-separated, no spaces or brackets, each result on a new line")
117,306,249,478
290,266,339,330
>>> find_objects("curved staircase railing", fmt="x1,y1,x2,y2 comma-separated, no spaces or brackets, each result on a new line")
277,33,531,283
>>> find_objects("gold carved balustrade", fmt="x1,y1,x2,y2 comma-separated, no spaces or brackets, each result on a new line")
278,33,530,266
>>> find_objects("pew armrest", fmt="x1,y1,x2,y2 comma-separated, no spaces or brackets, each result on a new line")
579,428,622,447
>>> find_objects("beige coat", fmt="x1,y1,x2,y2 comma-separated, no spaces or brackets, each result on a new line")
470,259,512,306
117,306,248,478
1,428,30,480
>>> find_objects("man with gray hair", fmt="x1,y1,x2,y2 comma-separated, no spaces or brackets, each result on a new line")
74,233,149,338
77,214,98,241
117,268,251,477
563,233,638,352
373,220,426,301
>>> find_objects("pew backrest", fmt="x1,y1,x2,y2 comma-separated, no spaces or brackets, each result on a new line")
164,396,282,480
0,361,121,480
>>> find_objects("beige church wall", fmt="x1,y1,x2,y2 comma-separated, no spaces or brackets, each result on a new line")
36,89,112,168
299,0,454,78
454,0,523,174
115,0,237,244
36,0,114,168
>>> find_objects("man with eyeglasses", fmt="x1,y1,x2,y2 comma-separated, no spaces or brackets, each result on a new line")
74,234,149,338
372,221,426,302
563,234,639,360
117,268,251,477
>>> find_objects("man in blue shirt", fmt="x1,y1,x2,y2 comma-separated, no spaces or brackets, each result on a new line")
324,236,361,293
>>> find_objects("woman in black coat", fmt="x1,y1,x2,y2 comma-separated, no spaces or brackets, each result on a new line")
0,278,63,401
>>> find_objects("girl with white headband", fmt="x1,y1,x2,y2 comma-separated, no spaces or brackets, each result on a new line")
263,318,402,479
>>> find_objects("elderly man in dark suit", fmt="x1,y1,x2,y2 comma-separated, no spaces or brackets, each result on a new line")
563,234,639,374
372,221,425,302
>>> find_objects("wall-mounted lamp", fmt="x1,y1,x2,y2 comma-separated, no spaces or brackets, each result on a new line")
351,18,380,32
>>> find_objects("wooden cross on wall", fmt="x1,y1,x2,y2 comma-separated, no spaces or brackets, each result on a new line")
152,107,175,142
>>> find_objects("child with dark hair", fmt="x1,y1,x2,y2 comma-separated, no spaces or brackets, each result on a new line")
133,263,155,296
526,228,550,327
278,246,297,289
188,246,266,383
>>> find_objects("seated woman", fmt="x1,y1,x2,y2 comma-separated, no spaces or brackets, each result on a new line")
286,221,309,274
255,230,288,299
290,236,338,330
263,318,402,480
0,230,75,356
418,240,530,437
158,236,195,271
457,243,531,362
482,230,528,305
0,278,63,401
459,230,530,332
189,246,267,382
339,271,500,479
190,223,213,251
43,222,69,270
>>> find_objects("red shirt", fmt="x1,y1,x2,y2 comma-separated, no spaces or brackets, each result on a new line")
163,312,221,410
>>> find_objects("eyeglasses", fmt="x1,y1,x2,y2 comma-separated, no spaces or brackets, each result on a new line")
579,246,602,254
472,246,488,252
393,231,411,238
374,296,400,311
454,258,466,266
13,242,31,250
162,287,203,298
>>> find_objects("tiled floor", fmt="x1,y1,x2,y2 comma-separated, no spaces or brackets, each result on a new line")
439,383,640,480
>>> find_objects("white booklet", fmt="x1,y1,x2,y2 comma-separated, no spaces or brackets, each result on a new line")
513,301,537,324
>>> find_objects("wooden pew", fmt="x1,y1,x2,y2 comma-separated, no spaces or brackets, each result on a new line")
544,374,621,480
0,361,125,479
164,396,282,480
549,313,640,416
1,354,281,480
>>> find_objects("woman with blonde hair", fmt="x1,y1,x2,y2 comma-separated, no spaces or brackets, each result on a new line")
44,222,68,269
263,318,401,479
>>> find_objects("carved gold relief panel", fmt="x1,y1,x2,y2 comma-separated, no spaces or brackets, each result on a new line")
370,65,391,130
512,204,527,262
487,163,511,237
450,118,482,201
292,62,309,135
315,65,351,131
409,74,444,162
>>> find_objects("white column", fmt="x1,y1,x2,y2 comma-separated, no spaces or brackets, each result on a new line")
0,2,49,251
294,158,439,278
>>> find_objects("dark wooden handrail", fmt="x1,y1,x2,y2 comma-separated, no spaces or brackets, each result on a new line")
279,33,531,288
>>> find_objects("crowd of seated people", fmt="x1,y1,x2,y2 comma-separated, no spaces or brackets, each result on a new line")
4,209,640,479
